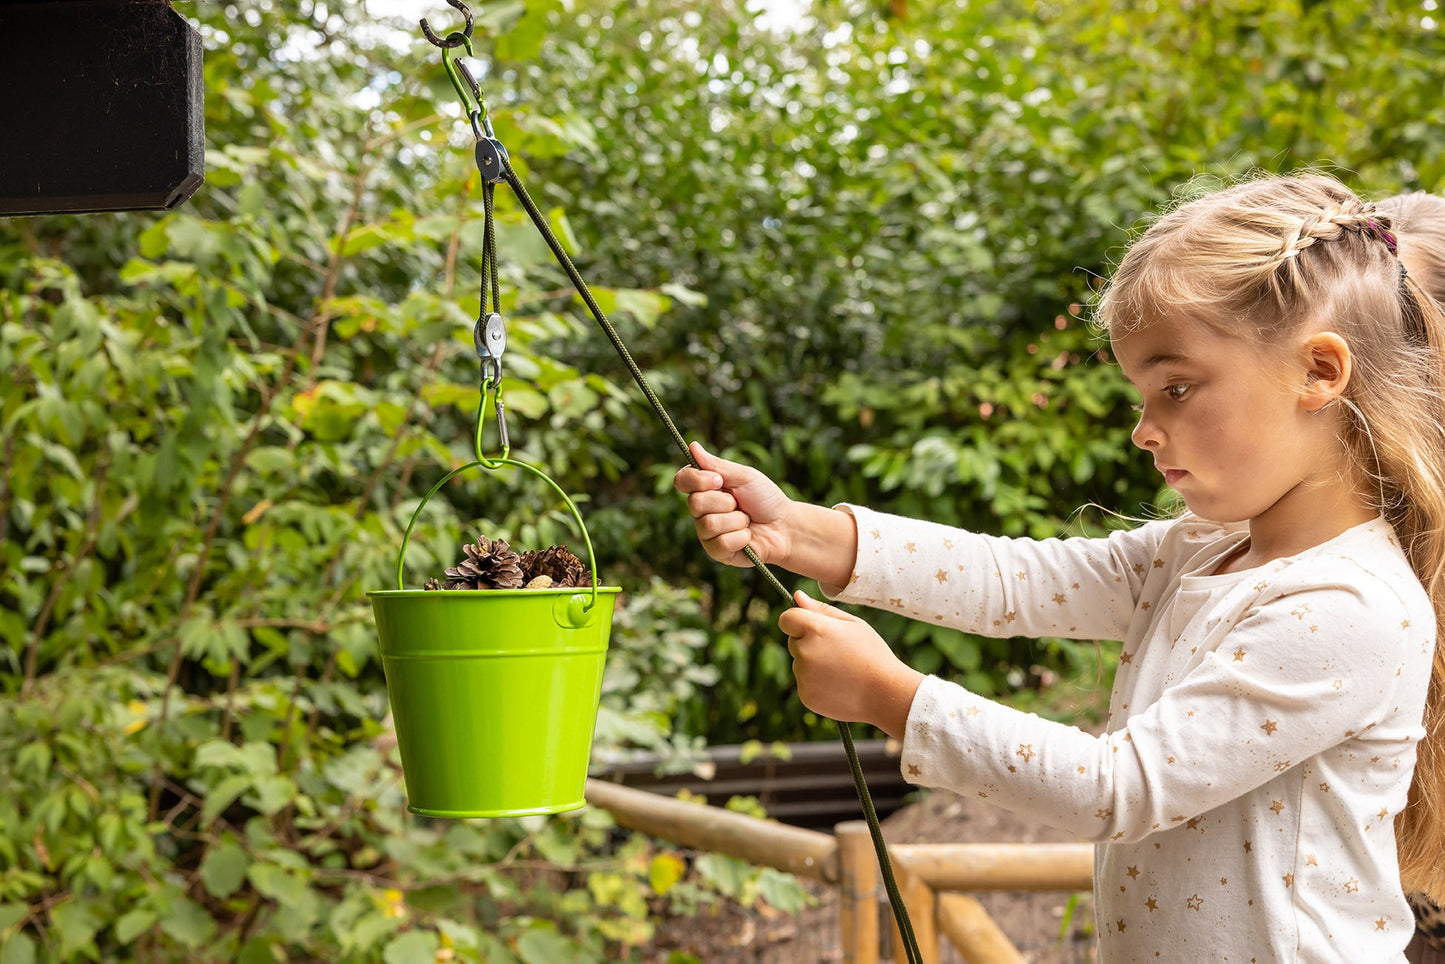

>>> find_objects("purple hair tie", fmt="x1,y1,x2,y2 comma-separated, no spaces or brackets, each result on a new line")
1367,218,1400,255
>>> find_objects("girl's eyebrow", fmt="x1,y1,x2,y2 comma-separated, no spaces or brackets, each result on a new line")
1120,352,1193,387
1139,351,1192,370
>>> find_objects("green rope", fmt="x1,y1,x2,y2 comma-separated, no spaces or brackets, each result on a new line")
498,166,924,964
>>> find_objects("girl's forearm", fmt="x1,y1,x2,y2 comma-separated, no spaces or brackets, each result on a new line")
782,502,859,589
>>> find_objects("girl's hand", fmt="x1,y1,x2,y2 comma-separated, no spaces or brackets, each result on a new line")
779,590,924,739
674,441,794,568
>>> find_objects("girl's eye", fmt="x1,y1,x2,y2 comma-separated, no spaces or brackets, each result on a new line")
1164,383,1191,401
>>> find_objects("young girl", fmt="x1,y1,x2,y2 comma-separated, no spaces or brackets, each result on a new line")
676,173,1445,961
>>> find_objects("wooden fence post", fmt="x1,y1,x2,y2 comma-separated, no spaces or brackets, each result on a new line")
836,821,879,964
936,893,1026,964
888,860,938,964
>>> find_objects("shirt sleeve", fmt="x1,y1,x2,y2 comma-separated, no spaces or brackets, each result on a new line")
823,504,1171,642
899,564,1427,843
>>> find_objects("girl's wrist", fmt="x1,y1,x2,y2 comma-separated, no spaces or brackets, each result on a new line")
871,665,925,741
780,501,858,588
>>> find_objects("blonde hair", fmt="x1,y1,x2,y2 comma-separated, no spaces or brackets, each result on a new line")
1096,173,1445,902
1377,191,1445,306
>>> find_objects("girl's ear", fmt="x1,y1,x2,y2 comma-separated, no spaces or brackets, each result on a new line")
1300,331,1353,412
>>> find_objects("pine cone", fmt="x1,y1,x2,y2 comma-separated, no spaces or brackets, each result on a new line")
520,545,589,589
424,578,442,591
443,535,525,590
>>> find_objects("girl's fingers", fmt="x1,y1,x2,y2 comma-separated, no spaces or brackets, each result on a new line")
711,528,753,555
696,510,750,540
674,466,725,494
685,489,737,519
689,441,756,486
778,607,817,638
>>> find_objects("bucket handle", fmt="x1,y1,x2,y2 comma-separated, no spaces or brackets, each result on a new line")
395,456,601,611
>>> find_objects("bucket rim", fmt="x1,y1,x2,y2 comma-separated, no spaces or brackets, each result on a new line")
368,586,621,599
407,800,587,818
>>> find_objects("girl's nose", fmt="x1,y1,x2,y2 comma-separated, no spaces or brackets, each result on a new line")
1131,408,1161,450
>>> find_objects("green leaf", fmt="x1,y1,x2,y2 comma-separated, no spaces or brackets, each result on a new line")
755,867,810,915
382,930,438,964
114,908,158,946
248,862,309,905
659,282,707,307
0,906,26,932
546,207,580,256
694,853,750,900
515,924,578,964
201,773,252,826
350,911,401,951
51,901,101,958
199,840,249,898
612,288,670,329
138,219,170,259
236,938,276,964
159,897,217,949
0,934,36,964
338,223,396,258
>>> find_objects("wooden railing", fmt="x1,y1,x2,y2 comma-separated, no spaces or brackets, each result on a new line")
585,779,1094,963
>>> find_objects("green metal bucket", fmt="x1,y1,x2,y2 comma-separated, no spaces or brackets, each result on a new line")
368,457,619,818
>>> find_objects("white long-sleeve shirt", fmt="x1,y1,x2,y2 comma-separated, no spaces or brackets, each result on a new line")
825,507,1434,962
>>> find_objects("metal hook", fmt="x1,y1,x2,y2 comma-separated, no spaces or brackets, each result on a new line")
420,0,473,49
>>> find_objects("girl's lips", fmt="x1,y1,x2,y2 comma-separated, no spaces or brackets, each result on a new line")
1162,469,1187,486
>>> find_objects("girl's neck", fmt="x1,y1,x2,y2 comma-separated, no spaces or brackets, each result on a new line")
1216,479,1378,575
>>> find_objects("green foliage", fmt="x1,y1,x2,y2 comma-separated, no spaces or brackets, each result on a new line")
3,0,1443,959
0,3,735,961
504,0,1445,740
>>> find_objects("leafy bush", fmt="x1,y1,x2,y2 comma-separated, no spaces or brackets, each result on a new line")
4,0,1443,959
503,0,1445,739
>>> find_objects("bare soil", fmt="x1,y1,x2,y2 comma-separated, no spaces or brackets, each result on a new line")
647,786,1098,963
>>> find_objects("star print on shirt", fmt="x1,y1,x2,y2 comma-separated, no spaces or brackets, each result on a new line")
1145,897,1158,911
907,764,920,776
1016,744,1036,763
1283,873,1294,887
1260,719,1278,735
1270,800,1286,815
1233,648,1246,661
1186,894,1204,911
1126,866,1140,879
